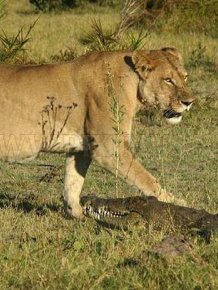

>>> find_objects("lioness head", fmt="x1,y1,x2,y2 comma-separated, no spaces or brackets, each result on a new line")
132,47,195,124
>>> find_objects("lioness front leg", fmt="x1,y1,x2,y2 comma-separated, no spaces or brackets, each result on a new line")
63,152,91,218
94,145,173,202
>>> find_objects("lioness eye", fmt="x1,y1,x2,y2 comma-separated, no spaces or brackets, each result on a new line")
164,78,173,84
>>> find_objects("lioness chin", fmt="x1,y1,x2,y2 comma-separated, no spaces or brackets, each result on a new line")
0,47,194,218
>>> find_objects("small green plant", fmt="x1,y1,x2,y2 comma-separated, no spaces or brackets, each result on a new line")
51,46,78,62
125,30,147,50
0,21,37,63
106,66,126,197
83,19,116,51
188,42,215,72
83,0,147,51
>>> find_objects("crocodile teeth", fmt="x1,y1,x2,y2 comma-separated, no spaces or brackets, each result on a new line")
83,204,129,219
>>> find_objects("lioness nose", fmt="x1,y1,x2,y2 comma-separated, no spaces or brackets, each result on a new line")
181,101,193,106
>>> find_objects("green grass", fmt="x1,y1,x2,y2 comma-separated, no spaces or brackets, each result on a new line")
0,1,218,289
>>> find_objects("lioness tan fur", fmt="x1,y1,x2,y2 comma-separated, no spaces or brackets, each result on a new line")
0,47,194,218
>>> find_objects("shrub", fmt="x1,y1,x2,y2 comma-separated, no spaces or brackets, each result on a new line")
82,1,148,51
29,0,76,12
29,0,120,12
77,0,120,6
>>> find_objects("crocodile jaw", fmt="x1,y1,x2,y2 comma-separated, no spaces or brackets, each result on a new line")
83,204,129,220
81,195,130,220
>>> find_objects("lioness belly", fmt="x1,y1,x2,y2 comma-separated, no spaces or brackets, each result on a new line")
0,133,41,161
0,128,85,161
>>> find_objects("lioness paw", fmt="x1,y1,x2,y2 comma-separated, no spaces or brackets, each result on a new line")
158,189,187,206
172,197,187,207
64,202,84,219
157,189,174,202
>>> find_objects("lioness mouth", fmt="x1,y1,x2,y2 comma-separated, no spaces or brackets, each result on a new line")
163,108,181,119
163,109,182,125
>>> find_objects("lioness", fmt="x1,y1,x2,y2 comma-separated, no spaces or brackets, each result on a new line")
0,47,194,218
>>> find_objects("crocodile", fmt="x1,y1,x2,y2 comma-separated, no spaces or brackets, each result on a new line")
80,195,218,236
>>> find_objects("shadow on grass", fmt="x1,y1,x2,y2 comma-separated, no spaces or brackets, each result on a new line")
0,192,60,216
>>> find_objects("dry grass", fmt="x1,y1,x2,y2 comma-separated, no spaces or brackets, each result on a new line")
0,1,218,289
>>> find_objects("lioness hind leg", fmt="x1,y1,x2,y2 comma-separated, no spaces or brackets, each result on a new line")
63,152,91,218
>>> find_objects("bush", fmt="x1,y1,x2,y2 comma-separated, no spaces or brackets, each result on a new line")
29,0,76,12
77,0,120,6
29,0,120,12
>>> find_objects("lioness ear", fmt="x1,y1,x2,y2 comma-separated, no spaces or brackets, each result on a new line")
161,47,182,62
132,51,154,80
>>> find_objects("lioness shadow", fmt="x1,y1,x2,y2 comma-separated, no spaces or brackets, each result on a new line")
0,192,60,216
